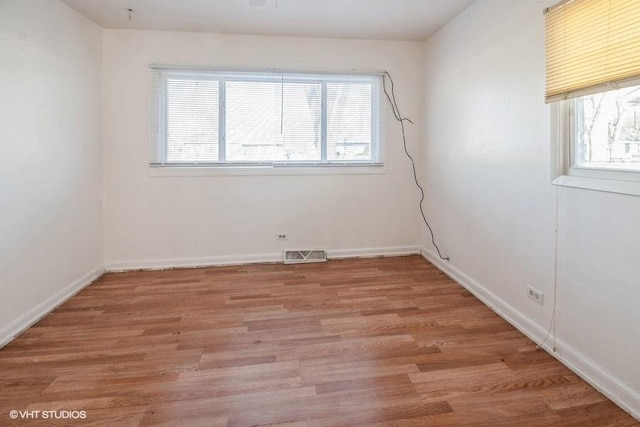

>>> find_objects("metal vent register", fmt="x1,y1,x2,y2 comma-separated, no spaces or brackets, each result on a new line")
283,249,327,264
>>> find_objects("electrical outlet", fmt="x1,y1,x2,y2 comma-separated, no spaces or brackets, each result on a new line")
276,233,288,241
527,286,544,306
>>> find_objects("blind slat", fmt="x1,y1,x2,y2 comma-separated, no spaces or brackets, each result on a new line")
545,0,640,102
225,80,322,162
166,78,220,162
327,82,373,162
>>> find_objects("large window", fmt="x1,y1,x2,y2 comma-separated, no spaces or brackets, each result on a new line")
546,0,640,190
151,69,382,167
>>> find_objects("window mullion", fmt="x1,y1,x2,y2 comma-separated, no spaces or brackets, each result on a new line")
321,81,327,163
219,78,226,163
371,82,379,163
161,73,168,164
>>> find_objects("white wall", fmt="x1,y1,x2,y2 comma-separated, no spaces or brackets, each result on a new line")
1,0,638,418
422,0,640,417
103,30,424,269
0,0,104,345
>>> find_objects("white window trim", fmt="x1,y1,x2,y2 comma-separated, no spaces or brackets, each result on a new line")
149,67,386,175
148,163,386,177
551,101,640,197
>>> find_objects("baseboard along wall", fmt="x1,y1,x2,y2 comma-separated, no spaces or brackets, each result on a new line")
0,266,106,348
420,247,640,421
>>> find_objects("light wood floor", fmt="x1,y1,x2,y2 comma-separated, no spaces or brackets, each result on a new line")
0,256,637,426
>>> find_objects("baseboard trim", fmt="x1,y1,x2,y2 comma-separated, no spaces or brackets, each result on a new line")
420,248,640,421
554,338,640,421
0,265,106,348
106,246,421,273
327,246,420,260
106,253,282,272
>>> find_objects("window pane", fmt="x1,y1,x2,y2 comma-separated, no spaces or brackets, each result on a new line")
166,78,219,162
575,84,640,170
327,82,372,161
154,70,381,166
225,80,321,162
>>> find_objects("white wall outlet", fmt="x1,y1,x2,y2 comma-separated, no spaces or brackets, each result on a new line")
527,286,544,306
276,233,288,241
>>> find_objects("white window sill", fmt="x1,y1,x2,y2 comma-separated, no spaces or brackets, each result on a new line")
148,163,386,177
552,174,640,197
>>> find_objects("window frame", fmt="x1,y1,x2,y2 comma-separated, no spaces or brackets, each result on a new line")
545,0,640,196
150,67,385,171
551,96,640,197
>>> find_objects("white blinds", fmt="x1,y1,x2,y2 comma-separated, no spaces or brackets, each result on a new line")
327,82,373,162
166,78,219,162
545,0,640,103
150,68,382,165
225,79,322,162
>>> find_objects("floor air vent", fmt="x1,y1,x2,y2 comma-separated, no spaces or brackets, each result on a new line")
283,249,327,264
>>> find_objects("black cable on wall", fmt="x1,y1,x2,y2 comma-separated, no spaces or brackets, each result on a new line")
383,71,449,262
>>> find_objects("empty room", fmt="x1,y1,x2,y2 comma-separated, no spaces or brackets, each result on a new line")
1,0,639,425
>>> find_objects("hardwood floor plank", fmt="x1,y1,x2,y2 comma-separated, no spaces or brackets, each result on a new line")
0,256,636,426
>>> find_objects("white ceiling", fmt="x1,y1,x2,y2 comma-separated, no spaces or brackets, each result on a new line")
61,0,474,41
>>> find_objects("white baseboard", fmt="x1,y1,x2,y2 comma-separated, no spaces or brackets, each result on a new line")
106,246,422,273
0,265,106,348
421,248,640,421
1,246,418,348
105,253,282,272
327,246,420,260
555,338,640,421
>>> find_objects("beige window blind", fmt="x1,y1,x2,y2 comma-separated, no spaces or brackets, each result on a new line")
545,0,640,103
